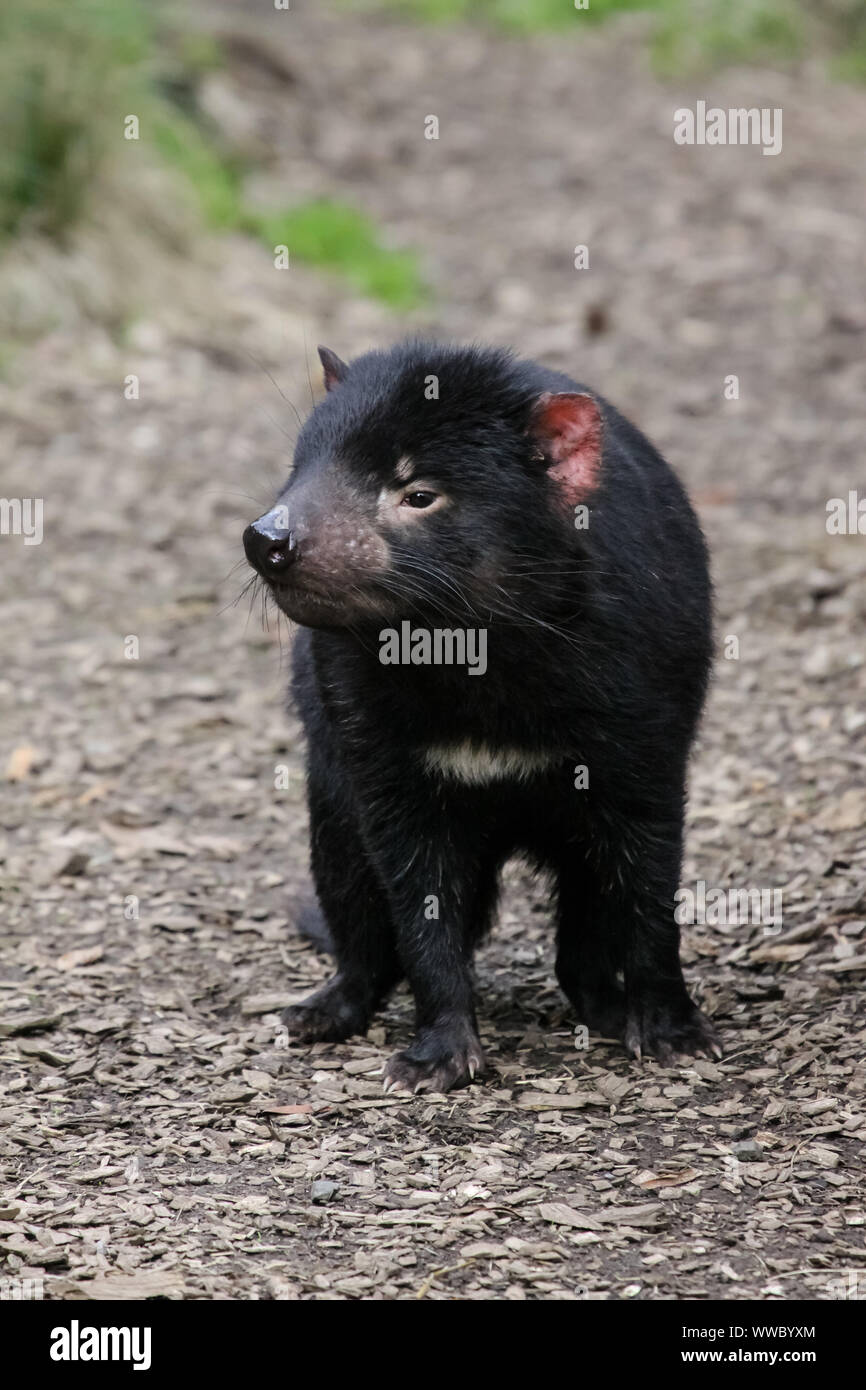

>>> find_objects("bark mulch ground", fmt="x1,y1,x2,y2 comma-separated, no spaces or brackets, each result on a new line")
1,4,864,1300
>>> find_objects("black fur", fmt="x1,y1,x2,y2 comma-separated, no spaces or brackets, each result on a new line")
243,341,719,1093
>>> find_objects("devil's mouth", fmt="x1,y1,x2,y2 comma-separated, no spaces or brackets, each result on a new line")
264,577,361,625
267,581,331,608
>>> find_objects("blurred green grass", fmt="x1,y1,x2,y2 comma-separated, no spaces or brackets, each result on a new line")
342,0,648,30
150,117,424,308
343,0,866,76
255,201,424,310
0,0,151,241
0,0,863,331
0,0,425,311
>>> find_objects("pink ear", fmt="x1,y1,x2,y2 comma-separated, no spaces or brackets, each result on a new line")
529,392,602,504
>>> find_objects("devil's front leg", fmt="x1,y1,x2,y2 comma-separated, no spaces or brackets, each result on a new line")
281,752,401,1045
360,778,498,1095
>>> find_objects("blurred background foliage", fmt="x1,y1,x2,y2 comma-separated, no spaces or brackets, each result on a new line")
0,0,863,339
0,0,425,323
343,0,866,76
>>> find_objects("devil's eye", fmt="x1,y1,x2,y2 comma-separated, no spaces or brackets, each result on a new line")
401,490,438,509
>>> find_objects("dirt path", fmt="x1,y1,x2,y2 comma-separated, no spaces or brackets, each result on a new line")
1,5,864,1300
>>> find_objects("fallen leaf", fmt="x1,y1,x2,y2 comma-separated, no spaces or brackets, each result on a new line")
241,1069,275,1090
190,834,244,860
537,1204,603,1230
5,745,41,780
516,1090,608,1110
749,942,813,964
635,1167,701,1189
241,993,293,1016
258,1103,313,1115
599,1203,665,1227
0,1013,60,1037
16,1040,72,1065
820,955,866,973
815,789,866,832
55,944,104,971
99,820,190,856
52,1269,184,1300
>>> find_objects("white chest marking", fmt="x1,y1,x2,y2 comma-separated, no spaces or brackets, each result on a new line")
423,741,556,785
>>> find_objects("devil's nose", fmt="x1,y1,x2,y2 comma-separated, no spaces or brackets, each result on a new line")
243,512,298,576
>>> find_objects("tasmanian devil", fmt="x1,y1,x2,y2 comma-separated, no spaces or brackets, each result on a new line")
242,339,720,1094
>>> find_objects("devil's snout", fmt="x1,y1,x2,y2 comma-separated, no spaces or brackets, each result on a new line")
243,508,298,578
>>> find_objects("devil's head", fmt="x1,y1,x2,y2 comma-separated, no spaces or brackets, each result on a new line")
243,341,603,631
